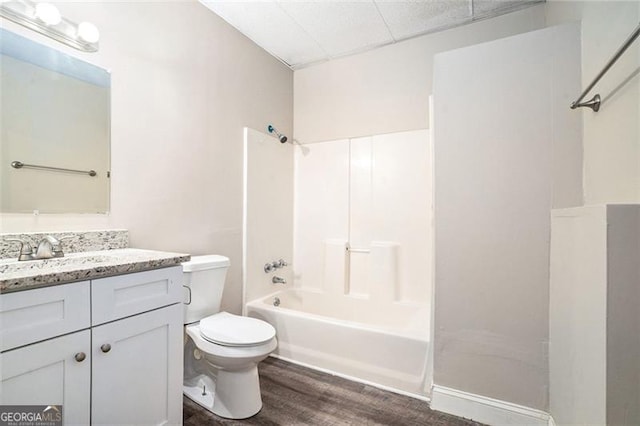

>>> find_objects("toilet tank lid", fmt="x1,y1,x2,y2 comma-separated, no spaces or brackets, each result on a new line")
182,255,230,272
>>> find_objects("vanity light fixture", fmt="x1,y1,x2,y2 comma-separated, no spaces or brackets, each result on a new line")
0,0,99,52
34,2,61,25
77,21,99,44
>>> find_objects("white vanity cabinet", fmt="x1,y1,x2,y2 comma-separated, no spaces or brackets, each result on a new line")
0,266,183,426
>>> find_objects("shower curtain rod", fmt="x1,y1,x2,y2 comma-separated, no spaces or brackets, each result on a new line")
570,21,640,112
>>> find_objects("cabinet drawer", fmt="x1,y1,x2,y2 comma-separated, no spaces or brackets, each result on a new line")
0,281,91,352
91,266,182,325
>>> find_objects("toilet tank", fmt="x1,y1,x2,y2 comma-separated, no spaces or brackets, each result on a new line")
182,255,230,324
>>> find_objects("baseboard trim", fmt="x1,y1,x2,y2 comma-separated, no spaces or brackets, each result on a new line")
431,385,549,425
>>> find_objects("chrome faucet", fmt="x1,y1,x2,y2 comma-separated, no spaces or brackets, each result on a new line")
35,235,64,259
272,276,286,284
6,235,65,261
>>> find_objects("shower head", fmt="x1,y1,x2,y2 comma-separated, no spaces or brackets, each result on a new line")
267,124,288,143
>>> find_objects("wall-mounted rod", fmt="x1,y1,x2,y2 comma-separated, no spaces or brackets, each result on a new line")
11,161,97,177
570,22,640,112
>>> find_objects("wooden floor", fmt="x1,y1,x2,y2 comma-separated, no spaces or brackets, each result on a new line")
183,357,481,426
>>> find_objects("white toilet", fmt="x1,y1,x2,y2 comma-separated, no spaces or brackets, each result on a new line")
182,255,277,419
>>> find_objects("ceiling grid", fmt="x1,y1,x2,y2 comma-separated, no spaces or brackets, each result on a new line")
200,0,544,69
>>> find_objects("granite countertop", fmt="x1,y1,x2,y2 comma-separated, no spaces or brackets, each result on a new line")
0,248,190,294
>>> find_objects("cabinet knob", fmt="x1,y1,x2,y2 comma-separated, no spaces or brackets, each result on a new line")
74,352,86,362
100,343,111,353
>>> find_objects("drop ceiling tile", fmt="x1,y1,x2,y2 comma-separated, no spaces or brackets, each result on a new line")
200,0,545,69
278,0,394,58
472,0,541,19
200,1,327,66
375,0,471,40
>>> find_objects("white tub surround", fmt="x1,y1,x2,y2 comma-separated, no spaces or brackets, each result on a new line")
244,130,432,397
242,128,432,397
294,129,432,305
246,288,429,397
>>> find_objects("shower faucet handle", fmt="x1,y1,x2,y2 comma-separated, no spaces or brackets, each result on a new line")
264,259,288,273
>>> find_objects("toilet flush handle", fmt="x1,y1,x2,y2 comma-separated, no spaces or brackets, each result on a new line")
183,285,192,305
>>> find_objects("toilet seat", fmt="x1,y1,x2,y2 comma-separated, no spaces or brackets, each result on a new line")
186,323,277,362
199,312,276,347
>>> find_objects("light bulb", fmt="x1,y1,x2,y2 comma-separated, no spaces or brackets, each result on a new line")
34,2,61,25
77,21,99,43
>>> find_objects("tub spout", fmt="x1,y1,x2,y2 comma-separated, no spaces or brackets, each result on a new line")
272,276,286,284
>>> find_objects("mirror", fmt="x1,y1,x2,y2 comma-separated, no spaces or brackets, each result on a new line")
0,28,110,214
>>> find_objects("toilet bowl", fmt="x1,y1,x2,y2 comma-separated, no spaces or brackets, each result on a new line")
182,256,277,419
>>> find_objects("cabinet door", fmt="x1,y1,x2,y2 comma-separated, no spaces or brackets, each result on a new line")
91,304,183,426
0,330,91,425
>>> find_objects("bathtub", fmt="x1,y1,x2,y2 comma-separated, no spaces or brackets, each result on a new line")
246,289,431,398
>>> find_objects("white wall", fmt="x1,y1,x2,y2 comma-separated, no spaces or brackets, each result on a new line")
546,1,640,204
293,4,546,143
550,205,640,425
606,205,640,426
433,23,582,411
549,206,608,424
243,128,293,305
0,1,293,314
